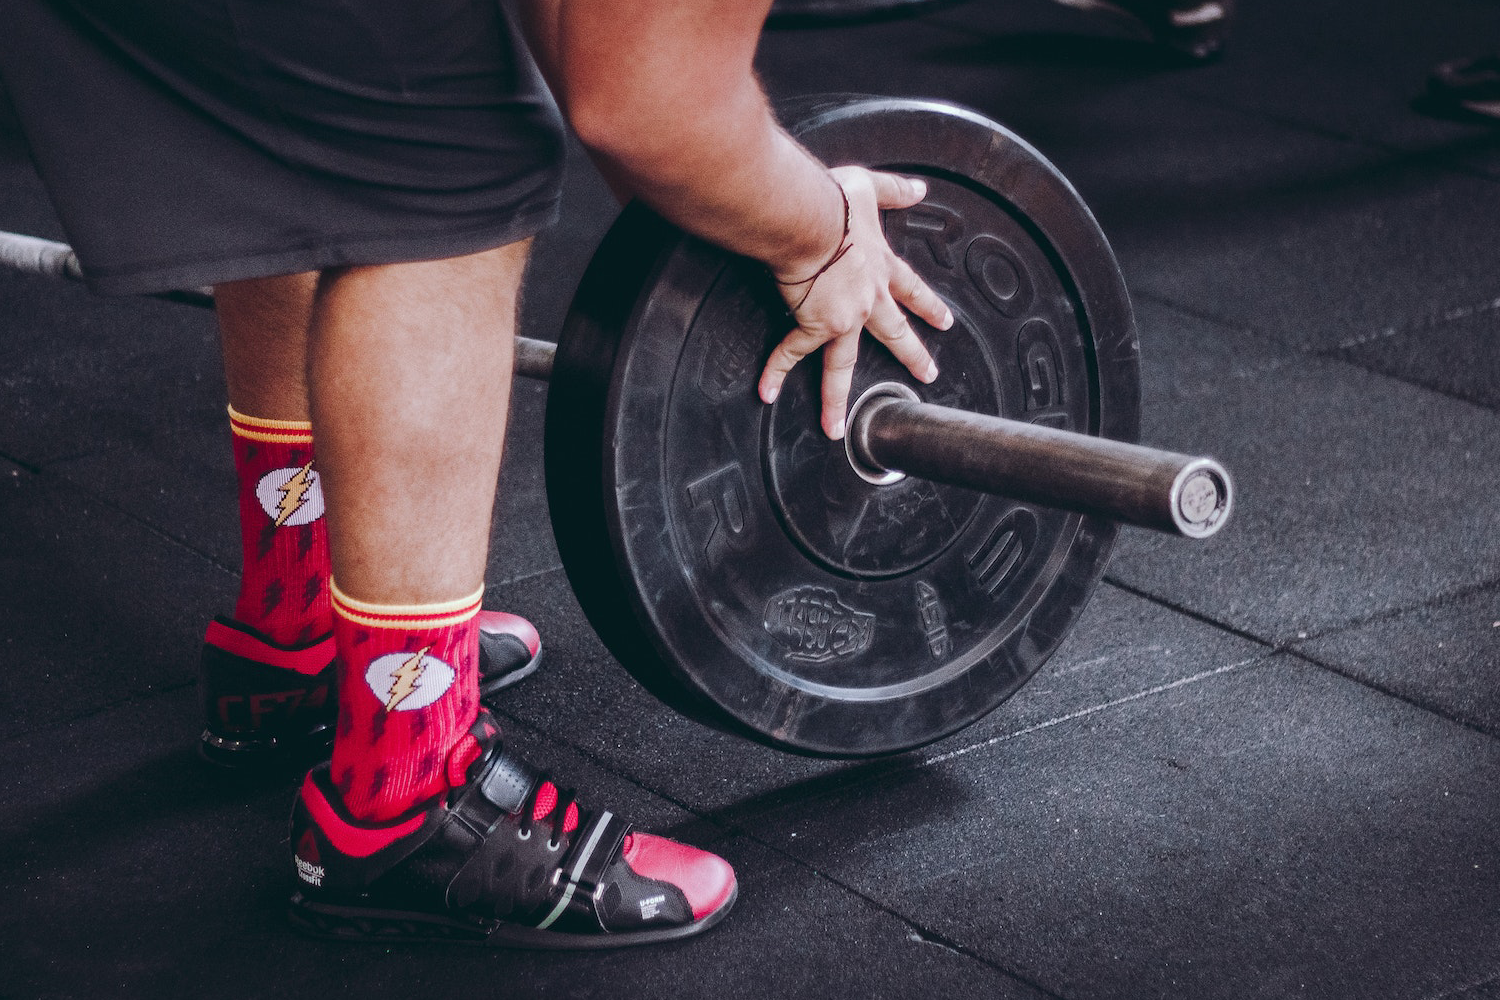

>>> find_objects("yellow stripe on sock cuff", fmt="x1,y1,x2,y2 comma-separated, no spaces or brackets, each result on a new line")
228,404,314,442
330,580,485,630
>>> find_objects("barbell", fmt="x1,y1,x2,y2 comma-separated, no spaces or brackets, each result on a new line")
0,95,1232,757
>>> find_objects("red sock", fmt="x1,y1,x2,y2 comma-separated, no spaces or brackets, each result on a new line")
329,582,483,822
229,407,332,647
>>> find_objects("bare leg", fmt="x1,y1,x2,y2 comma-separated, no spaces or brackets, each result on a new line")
307,240,530,605
216,272,318,421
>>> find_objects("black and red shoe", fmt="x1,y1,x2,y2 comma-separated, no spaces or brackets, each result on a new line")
286,713,737,948
199,611,543,769
198,618,336,768
476,611,544,700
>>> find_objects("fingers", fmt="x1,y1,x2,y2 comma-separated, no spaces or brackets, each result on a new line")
820,330,861,439
758,330,816,405
889,256,954,332
866,295,937,388
758,325,862,440
853,167,928,210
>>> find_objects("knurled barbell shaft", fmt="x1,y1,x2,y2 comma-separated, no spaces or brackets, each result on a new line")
850,395,1232,538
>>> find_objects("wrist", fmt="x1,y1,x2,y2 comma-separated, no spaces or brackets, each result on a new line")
768,176,851,286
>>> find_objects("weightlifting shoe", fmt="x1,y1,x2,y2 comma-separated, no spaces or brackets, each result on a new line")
1050,0,1233,61
199,611,543,769
287,713,737,948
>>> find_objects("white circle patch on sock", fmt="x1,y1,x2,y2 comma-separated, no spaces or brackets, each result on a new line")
256,463,326,527
365,648,456,712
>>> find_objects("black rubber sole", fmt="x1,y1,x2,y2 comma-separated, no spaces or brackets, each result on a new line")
197,723,335,771
287,882,737,951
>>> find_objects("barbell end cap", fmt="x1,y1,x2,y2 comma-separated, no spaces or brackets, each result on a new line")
1170,458,1233,539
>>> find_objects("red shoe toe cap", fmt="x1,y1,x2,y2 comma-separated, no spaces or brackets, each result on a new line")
623,833,737,920
476,610,541,658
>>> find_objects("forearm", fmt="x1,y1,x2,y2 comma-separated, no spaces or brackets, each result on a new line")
526,0,844,278
575,86,841,279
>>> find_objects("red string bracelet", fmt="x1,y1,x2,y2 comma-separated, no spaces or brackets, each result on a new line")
775,183,853,311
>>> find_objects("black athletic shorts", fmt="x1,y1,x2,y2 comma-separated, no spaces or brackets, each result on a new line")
0,0,566,295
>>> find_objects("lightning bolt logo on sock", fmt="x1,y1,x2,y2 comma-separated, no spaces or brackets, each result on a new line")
365,646,456,712
385,647,429,711
256,462,325,527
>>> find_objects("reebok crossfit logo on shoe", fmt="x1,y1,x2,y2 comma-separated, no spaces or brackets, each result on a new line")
294,831,326,887
256,462,325,527
365,647,456,712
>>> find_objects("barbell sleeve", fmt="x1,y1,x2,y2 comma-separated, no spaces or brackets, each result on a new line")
849,392,1232,538
0,230,85,281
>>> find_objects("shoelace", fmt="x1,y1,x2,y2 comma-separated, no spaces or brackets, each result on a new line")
521,779,580,849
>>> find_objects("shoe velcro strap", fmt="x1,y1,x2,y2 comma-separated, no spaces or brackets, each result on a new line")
534,811,632,931
449,750,541,838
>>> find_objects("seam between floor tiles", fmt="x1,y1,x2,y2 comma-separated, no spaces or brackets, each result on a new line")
1309,294,1500,412
18,462,238,577
1319,293,1500,353
0,679,197,749
1289,643,1500,743
1284,571,1500,648
1169,86,1500,187
0,448,41,474
738,833,1072,1000
919,654,1265,767
1108,570,1500,660
1119,567,1500,737
1130,287,1327,357
1102,574,1276,648
1132,286,1500,390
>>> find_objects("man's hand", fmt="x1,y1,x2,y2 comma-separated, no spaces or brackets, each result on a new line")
758,166,955,439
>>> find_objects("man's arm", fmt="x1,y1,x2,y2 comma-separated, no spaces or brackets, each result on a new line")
520,0,953,438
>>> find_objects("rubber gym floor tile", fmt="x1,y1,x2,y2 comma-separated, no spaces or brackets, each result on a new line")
0,465,232,741
486,376,562,583
1109,298,1500,645
1454,978,1500,1000
1326,299,1500,412
0,267,225,469
758,0,1197,117
46,429,241,568
1164,0,1500,161
592,837,1056,1000
740,657,1500,1000
0,689,731,1000
484,565,1266,823
1294,584,1500,735
1065,102,1500,352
